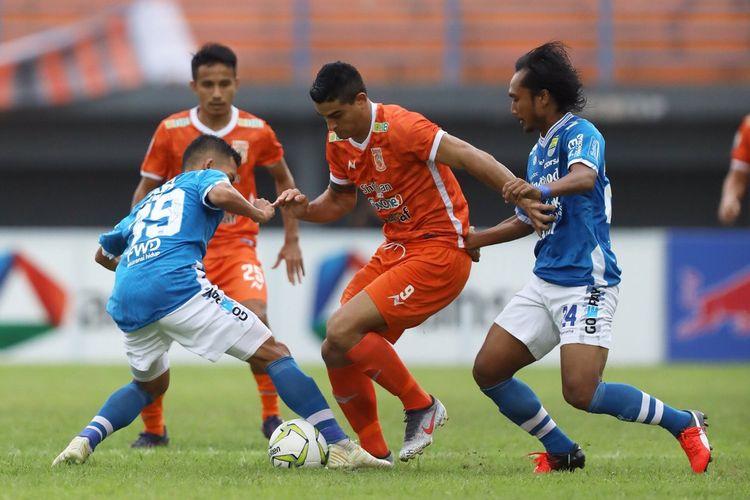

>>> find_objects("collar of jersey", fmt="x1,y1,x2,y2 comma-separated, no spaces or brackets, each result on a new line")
538,112,574,147
189,106,239,138
348,101,378,151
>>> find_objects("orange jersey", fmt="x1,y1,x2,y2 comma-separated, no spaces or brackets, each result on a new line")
140,106,284,255
731,114,750,172
326,102,470,248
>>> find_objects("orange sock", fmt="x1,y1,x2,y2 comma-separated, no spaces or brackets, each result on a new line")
141,394,165,436
327,364,389,458
254,373,280,420
346,332,432,411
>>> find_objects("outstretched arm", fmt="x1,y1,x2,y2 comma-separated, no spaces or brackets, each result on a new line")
207,183,275,223
435,133,555,233
274,183,357,223
465,216,535,249
265,158,304,284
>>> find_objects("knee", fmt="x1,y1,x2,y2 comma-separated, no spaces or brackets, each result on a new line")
325,311,355,351
472,352,507,389
137,375,168,400
562,381,596,411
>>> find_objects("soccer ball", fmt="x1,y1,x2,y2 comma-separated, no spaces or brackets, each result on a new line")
268,419,328,468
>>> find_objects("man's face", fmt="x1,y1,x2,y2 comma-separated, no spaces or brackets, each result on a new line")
190,63,237,118
509,69,542,133
313,93,370,141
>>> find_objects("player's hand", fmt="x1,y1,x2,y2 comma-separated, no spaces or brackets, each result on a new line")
273,189,309,218
503,178,541,204
718,196,741,225
253,198,275,223
517,198,556,234
464,226,481,262
272,239,305,285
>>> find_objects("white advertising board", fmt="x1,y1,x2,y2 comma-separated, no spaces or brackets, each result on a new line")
0,228,664,366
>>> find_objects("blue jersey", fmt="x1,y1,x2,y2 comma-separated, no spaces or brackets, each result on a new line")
99,169,229,332
516,113,621,287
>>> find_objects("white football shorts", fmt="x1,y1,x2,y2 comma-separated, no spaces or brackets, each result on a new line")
495,275,619,360
124,284,272,381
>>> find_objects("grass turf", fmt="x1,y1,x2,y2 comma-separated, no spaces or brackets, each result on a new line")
1,363,748,499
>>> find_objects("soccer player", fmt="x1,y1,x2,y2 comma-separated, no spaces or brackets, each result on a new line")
466,42,712,474
718,114,750,225
274,62,553,463
52,135,390,469
130,43,303,445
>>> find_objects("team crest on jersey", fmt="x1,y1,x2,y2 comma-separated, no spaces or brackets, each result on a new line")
371,148,387,172
328,131,344,142
373,122,389,133
547,137,559,157
231,140,249,164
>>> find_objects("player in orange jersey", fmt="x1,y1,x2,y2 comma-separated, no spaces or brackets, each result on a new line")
718,114,750,225
275,61,553,463
129,43,304,446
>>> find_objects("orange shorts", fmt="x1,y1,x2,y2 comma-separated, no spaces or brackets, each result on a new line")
341,240,472,344
203,245,267,304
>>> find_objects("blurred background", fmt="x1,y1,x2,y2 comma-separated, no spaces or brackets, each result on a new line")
0,0,748,365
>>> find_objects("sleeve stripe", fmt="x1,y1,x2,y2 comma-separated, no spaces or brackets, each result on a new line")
330,173,353,185
202,179,230,210
730,158,750,172
568,159,598,171
140,171,164,181
429,129,446,163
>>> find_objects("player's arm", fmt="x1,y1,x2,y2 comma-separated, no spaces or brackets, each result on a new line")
131,177,163,207
274,183,357,223
94,247,120,271
208,183,275,223
465,215,535,249
435,133,555,233
503,163,597,203
718,168,749,225
266,158,305,284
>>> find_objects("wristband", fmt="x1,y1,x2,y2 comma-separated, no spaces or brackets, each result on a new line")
538,184,552,200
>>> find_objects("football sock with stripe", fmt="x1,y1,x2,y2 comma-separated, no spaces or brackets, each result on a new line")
253,373,280,420
139,393,165,436
328,363,389,458
588,382,693,436
482,378,576,454
266,356,347,444
79,381,153,450
345,332,432,411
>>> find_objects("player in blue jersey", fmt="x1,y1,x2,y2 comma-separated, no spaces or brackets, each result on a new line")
52,135,390,469
466,42,712,474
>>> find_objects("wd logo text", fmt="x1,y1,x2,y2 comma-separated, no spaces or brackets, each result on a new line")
125,238,161,266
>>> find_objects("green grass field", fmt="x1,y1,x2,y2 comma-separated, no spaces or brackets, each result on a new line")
1,363,748,499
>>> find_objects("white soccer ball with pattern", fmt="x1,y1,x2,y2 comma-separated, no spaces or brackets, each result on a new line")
268,419,328,468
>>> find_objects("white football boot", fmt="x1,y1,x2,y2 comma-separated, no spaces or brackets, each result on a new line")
326,440,392,469
52,436,93,466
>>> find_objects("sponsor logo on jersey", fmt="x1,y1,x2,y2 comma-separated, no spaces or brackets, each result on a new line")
373,121,389,133
589,138,600,160
368,194,403,211
547,137,559,157
237,118,264,128
371,147,387,172
568,133,584,157
231,140,249,164
348,160,357,170
359,181,393,198
125,238,162,266
165,117,190,129
382,205,411,223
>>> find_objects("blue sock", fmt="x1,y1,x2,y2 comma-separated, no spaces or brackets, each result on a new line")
482,378,576,454
78,381,153,450
266,356,348,444
588,382,693,436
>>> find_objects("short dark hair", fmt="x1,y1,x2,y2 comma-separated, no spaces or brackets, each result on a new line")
310,61,367,104
515,42,585,113
182,135,241,170
191,43,237,80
